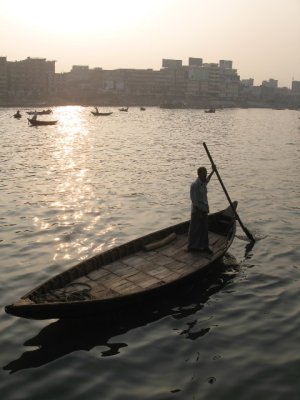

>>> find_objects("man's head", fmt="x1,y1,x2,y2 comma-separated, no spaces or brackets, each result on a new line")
197,167,207,181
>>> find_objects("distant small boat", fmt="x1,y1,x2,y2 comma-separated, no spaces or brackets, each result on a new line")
91,111,113,116
205,108,216,113
14,112,22,119
119,107,128,112
28,118,57,126
27,109,52,115
140,107,146,111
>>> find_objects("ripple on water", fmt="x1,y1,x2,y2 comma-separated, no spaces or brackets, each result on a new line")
1,107,300,399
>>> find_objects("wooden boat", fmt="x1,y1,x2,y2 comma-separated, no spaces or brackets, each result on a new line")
14,112,22,119
27,109,52,115
28,118,57,126
119,107,128,112
5,202,237,320
140,107,146,111
91,111,113,116
205,108,216,113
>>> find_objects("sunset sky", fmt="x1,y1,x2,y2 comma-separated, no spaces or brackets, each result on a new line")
1,0,299,87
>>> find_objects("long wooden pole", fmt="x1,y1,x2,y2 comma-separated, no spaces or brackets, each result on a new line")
203,142,255,243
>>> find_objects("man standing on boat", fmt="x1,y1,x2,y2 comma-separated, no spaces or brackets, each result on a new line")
187,166,215,253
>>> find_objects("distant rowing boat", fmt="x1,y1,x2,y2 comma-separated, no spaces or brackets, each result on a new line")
28,118,57,126
91,111,113,116
27,109,52,115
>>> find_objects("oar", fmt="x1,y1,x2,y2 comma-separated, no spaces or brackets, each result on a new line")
203,142,256,243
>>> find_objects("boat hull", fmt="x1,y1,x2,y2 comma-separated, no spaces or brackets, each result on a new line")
28,118,57,126
27,110,52,115
5,203,237,320
91,112,113,116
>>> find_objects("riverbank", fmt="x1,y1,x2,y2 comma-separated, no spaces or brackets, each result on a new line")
1,96,299,109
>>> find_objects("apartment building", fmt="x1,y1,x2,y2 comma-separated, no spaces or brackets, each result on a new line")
292,80,300,93
57,57,240,100
0,57,56,102
0,57,8,100
7,56,299,107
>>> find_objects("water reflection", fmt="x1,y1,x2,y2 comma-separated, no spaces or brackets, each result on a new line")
3,260,239,374
32,107,101,262
56,106,88,137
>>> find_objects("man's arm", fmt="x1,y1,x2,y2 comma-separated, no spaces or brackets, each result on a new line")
206,165,216,183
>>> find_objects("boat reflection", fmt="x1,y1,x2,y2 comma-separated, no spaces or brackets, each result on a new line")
4,257,240,374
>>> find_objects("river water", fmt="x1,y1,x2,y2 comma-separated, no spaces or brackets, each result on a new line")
1,106,300,399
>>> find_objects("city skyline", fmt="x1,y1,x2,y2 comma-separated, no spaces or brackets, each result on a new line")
1,0,299,88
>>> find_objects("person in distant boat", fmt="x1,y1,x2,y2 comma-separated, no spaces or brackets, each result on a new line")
187,166,215,254
32,110,38,121
95,106,99,114
16,110,21,116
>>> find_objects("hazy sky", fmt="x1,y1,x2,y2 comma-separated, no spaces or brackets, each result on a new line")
1,0,299,87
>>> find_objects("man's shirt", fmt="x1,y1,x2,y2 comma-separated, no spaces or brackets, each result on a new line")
190,177,209,212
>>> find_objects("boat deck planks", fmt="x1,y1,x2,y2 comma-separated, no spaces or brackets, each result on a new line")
71,231,226,298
